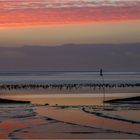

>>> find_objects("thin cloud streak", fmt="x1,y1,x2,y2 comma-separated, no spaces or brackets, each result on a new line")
0,0,140,9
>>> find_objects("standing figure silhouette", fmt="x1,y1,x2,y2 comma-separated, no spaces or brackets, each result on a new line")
100,69,103,77
100,69,106,107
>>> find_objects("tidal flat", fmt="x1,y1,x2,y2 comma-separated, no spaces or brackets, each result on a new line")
0,94,140,139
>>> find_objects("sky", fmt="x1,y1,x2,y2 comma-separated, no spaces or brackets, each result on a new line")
0,0,140,71
0,0,140,47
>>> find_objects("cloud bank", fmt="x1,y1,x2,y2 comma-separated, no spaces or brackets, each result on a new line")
0,44,139,71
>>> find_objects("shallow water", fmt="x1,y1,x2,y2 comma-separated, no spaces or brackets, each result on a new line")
0,103,140,139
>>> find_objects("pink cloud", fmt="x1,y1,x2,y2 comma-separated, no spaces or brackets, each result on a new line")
0,0,140,28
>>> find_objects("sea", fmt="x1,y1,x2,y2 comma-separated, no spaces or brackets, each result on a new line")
0,71,140,85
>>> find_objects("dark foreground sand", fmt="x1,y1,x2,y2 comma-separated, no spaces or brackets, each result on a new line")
104,96,140,104
0,98,31,104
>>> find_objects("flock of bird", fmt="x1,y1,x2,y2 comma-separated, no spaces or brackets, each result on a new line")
0,83,139,91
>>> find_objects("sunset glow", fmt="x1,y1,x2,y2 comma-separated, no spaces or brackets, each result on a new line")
0,0,140,46
0,0,140,28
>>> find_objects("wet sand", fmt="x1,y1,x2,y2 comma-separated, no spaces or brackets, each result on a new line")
0,94,140,139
